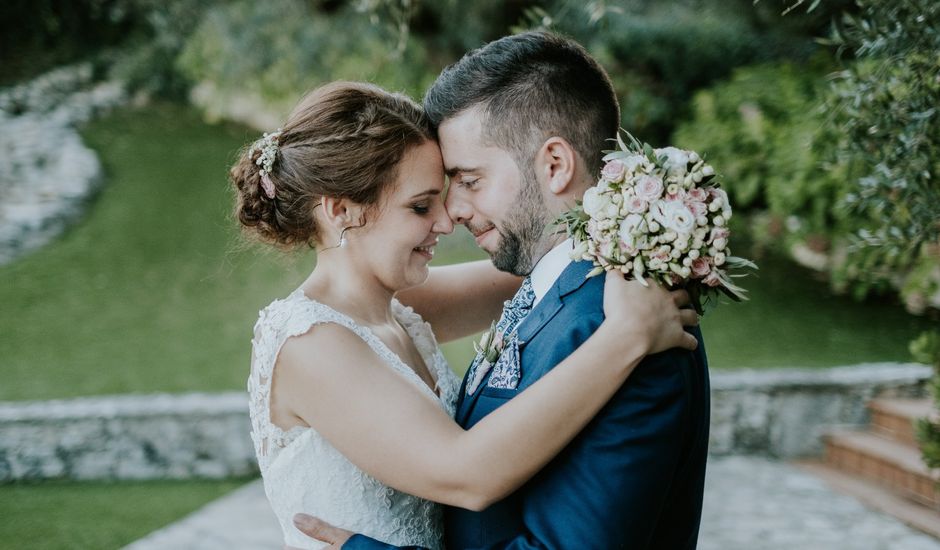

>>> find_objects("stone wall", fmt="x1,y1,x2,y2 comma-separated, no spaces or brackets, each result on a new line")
709,362,931,458
0,363,931,482
0,63,127,265
0,393,255,482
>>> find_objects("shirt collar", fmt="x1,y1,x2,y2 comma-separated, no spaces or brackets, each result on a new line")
529,239,573,307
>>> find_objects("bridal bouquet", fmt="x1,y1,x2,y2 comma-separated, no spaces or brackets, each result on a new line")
557,133,756,313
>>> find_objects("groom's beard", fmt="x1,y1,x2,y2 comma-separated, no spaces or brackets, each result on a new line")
491,168,550,276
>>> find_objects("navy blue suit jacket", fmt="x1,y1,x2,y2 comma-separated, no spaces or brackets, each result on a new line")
347,260,710,549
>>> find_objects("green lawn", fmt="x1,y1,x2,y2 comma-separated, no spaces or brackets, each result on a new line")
0,102,933,402
0,478,248,549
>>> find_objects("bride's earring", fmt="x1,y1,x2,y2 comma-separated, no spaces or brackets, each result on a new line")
321,226,351,252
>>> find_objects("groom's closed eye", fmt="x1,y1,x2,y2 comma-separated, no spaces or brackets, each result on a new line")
457,178,480,189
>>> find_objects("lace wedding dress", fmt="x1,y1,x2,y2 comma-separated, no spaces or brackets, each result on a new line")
247,289,460,549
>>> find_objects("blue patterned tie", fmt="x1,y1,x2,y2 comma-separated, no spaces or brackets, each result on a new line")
465,277,536,395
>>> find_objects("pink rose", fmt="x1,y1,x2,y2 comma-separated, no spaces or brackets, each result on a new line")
691,257,711,278
635,175,664,202
626,197,648,214
651,246,671,263
708,227,731,244
686,199,708,218
602,160,627,183
708,187,728,202
687,188,708,202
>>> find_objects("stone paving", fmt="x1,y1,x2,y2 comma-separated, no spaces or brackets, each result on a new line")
125,455,940,549
699,456,939,550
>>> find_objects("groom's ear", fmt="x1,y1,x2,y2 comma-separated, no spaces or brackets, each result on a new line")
537,137,577,196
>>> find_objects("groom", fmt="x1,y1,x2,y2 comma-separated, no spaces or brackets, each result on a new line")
299,31,710,549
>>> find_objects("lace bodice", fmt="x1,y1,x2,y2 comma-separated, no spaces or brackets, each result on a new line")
247,289,460,549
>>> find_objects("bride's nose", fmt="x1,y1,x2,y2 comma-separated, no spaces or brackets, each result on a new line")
432,202,454,235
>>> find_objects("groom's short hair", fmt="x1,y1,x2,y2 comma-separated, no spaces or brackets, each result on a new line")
423,31,620,176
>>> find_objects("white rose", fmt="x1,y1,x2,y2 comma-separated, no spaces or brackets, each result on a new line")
618,214,645,246
661,200,696,234
582,186,605,217
621,154,647,173
656,146,690,177
570,240,589,260
649,200,668,226
605,202,620,219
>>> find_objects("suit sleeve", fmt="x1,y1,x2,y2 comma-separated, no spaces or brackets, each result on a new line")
477,348,693,550
342,534,426,550
343,355,693,550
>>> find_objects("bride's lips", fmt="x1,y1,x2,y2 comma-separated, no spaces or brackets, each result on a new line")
413,239,437,260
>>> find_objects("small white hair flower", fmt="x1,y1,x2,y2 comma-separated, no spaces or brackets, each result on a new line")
249,129,282,198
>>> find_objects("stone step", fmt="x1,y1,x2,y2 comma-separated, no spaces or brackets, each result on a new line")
869,398,936,447
797,459,940,541
824,429,940,508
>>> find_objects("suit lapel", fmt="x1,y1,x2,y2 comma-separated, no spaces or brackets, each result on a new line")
517,260,595,346
456,261,597,426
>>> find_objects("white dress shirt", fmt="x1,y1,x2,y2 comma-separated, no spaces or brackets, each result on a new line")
529,238,574,307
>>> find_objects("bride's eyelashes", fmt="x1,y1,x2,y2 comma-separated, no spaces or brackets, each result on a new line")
410,203,430,215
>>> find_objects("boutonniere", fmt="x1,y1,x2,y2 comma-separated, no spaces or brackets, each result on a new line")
467,322,505,395
474,321,505,364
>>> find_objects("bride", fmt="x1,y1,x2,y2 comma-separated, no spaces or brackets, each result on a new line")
231,81,698,549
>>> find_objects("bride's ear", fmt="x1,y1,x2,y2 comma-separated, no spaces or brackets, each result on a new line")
536,137,577,196
319,196,362,232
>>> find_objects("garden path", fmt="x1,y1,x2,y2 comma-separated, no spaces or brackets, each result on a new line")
124,456,940,549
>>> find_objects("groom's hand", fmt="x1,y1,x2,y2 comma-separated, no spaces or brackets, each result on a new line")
292,514,354,548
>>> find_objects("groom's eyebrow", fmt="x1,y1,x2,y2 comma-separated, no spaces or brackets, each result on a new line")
445,166,480,178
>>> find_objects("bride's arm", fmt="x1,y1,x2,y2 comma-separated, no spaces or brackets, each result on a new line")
395,260,522,343
276,273,698,511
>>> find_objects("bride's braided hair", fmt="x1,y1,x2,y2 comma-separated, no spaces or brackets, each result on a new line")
231,81,433,249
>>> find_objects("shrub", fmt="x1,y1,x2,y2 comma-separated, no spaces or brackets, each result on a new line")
673,60,847,248
816,0,940,465
177,0,436,125
588,5,822,142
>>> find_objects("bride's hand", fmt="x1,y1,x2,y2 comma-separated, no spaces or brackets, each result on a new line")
292,514,353,548
602,271,699,355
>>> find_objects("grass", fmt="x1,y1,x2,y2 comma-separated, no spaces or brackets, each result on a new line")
0,478,249,549
698,243,936,368
0,102,934,402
